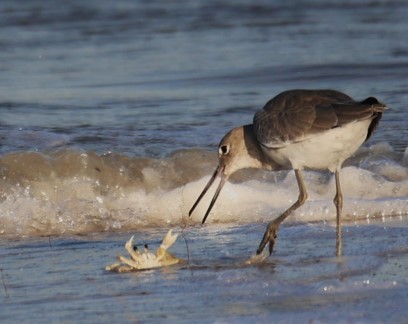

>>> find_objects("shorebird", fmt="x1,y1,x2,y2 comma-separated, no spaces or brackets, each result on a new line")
189,89,386,257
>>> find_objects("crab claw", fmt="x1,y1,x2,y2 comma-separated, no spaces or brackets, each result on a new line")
125,235,134,252
161,229,179,250
125,235,141,261
156,229,179,261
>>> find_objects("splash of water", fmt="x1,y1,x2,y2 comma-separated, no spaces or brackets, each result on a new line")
0,142,407,236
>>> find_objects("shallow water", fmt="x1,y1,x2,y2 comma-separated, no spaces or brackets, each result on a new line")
1,0,408,322
1,220,408,322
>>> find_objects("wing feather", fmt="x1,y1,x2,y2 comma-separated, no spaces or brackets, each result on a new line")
253,90,386,148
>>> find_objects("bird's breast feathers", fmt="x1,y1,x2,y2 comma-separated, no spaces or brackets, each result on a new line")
261,119,372,171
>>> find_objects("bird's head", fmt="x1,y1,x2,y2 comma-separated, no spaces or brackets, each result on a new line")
189,124,273,224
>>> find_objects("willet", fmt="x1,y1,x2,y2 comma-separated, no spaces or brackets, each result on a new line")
189,89,387,257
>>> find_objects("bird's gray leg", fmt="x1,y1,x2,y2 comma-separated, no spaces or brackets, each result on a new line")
257,169,308,255
333,170,343,257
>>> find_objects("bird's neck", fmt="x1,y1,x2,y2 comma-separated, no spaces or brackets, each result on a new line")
242,124,279,171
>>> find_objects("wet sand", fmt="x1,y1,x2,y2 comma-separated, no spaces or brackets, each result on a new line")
1,217,407,322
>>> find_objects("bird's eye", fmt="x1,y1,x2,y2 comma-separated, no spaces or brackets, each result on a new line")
219,144,230,155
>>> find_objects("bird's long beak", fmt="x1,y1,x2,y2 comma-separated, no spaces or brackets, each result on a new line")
189,164,227,224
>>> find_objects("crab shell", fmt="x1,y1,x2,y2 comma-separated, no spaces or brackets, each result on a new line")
106,229,182,272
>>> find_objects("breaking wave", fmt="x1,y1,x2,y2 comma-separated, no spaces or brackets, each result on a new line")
1,142,407,237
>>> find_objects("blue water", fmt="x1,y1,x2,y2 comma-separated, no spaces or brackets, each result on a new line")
1,0,408,156
1,0,408,322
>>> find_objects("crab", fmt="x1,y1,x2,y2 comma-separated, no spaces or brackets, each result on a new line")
106,229,183,272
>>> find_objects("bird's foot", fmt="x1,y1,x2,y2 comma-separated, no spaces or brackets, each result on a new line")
256,221,279,255
245,250,268,265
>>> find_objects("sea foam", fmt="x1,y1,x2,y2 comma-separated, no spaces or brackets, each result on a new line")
0,142,407,236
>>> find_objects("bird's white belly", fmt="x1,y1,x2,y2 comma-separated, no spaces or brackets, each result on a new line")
263,120,371,172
